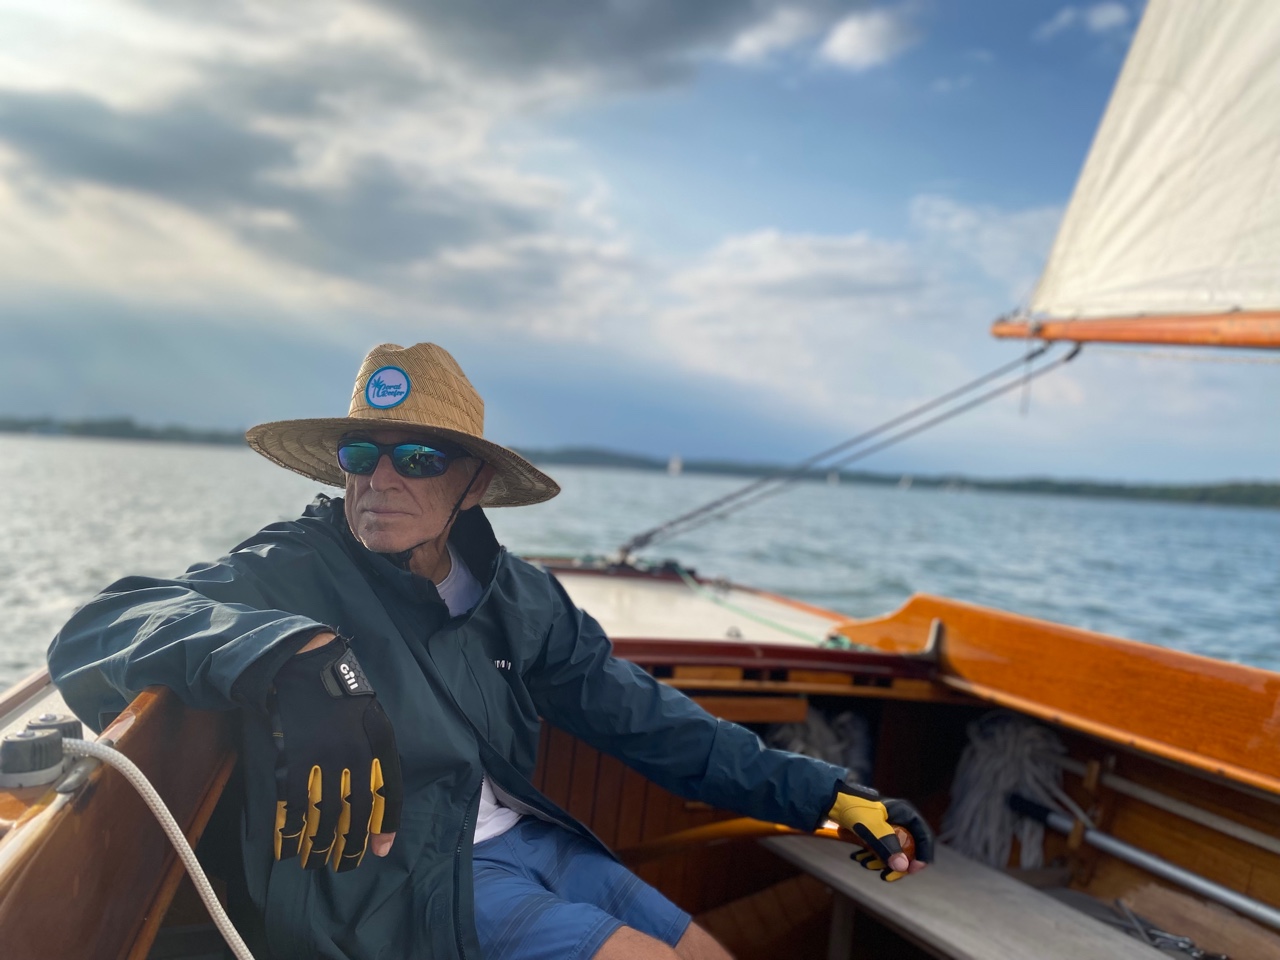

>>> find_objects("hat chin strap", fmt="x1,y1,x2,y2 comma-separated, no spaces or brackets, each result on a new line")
383,461,485,571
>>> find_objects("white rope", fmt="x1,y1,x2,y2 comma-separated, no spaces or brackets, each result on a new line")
939,712,1093,869
62,739,256,960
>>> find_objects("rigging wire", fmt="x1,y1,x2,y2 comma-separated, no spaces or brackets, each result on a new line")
621,343,1081,556
616,344,1053,560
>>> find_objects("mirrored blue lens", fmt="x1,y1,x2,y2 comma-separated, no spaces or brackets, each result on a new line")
391,444,448,478
337,441,381,475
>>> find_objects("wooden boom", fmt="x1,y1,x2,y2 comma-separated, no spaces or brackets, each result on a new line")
991,311,1280,348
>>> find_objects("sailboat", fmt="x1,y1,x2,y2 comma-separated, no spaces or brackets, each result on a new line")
2,1,1279,957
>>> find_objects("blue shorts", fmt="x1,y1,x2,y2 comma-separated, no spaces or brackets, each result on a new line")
472,818,691,960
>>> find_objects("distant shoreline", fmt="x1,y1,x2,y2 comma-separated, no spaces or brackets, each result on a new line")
3,416,1276,509
1,416,245,446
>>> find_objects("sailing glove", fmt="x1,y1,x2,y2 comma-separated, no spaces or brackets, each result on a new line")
828,782,934,882
269,637,403,872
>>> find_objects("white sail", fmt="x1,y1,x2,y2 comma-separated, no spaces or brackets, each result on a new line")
1030,1,1280,321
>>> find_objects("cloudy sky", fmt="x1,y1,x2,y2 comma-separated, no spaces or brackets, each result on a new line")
1,0,1275,482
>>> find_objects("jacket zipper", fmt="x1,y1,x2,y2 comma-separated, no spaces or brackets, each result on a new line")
453,782,482,959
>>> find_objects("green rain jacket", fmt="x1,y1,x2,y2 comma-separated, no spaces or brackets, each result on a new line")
48,496,848,960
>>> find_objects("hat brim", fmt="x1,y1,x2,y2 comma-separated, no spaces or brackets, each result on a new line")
245,417,560,507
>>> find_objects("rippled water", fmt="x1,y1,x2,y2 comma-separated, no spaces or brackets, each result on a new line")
2,435,1277,689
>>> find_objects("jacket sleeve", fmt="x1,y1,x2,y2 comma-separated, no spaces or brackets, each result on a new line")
525,575,846,832
47,527,333,733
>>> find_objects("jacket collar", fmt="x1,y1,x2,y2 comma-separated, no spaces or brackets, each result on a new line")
315,495,501,600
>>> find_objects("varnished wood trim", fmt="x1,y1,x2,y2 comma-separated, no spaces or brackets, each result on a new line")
674,666,744,682
618,818,844,866
611,638,934,679
124,750,239,960
0,668,52,720
946,677,1280,797
666,677,968,704
836,594,1280,794
690,696,809,724
0,687,236,960
991,311,1280,348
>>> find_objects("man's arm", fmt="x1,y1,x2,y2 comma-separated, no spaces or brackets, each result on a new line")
47,539,331,732
525,575,847,832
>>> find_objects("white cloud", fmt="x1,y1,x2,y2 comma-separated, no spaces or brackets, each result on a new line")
726,7,819,64
1083,3,1131,33
1033,7,1078,41
910,195,1062,303
651,228,964,423
818,7,919,72
1034,4,1131,42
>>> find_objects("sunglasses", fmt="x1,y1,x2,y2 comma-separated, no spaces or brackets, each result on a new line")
336,439,471,479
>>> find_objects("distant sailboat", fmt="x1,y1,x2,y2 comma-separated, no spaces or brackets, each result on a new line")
667,454,682,476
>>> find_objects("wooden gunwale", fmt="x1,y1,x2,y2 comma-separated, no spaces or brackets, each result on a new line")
833,594,1280,796
0,667,53,722
124,749,238,960
990,311,1280,348
0,686,236,960
945,677,1280,797
610,637,934,679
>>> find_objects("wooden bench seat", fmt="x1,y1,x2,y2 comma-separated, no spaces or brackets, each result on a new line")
761,836,1158,960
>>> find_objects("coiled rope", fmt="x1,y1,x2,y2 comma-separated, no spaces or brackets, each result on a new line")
939,712,1093,869
618,343,1081,560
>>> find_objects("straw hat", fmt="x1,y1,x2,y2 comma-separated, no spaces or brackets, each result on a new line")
246,342,559,507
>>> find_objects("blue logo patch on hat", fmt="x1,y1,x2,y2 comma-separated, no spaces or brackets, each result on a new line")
365,365,410,409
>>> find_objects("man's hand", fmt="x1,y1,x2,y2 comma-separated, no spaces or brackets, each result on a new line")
828,783,934,881
271,636,403,871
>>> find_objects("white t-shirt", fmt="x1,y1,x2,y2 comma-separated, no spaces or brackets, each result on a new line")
435,543,523,845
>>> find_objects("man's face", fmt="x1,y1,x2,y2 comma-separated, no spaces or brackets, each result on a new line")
342,429,493,554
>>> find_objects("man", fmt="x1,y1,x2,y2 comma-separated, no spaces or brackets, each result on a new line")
48,342,932,960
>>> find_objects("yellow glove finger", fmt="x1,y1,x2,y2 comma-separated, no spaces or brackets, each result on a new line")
852,846,906,882
274,799,303,860
327,769,353,871
369,758,387,835
300,765,338,869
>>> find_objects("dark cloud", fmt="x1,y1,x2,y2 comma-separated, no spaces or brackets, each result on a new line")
0,89,545,280
248,158,543,276
131,0,867,89
425,242,630,316
0,91,293,207
371,0,864,86
201,45,448,120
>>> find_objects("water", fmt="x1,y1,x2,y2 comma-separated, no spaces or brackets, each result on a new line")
2,435,1277,689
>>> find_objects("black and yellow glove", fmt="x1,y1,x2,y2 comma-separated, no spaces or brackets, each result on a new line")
828,783,934,882
269,638,403,871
